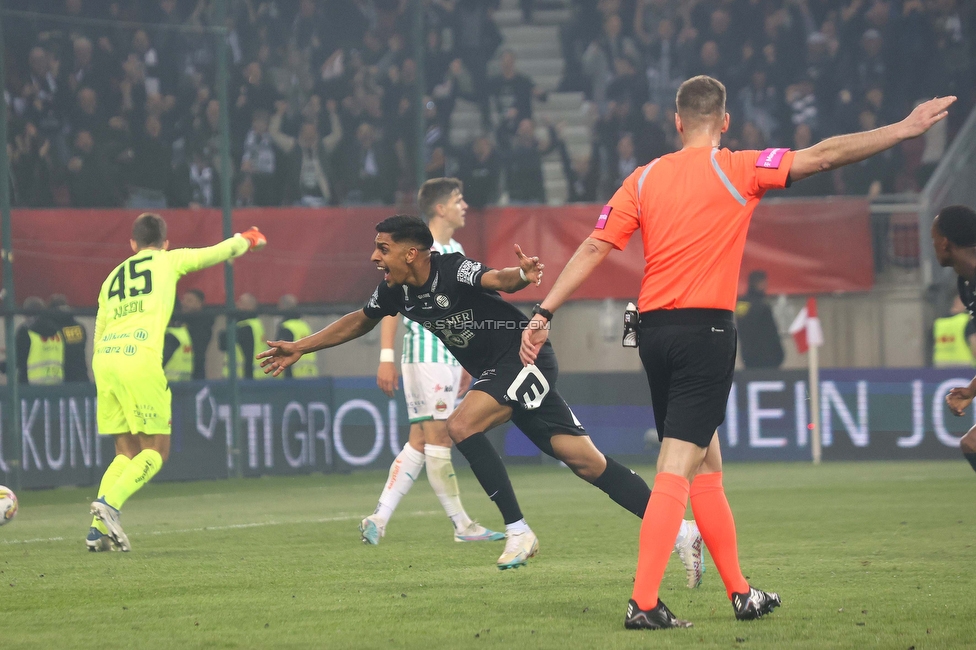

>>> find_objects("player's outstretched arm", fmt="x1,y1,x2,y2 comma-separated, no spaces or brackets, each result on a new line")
789,96,956,182
520,237,614,365
258,309,380,377
377,315,400,397
480,244,544,293
177,227,268,274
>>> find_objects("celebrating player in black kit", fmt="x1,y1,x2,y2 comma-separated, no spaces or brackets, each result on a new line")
932,205,976,475
258,216,704,577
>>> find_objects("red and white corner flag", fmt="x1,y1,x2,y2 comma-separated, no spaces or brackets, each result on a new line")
789,297,824,354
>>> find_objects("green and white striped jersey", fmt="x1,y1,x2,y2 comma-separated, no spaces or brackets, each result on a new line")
401,238,463,365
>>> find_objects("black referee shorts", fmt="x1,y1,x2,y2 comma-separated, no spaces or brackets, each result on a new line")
638,308,736,448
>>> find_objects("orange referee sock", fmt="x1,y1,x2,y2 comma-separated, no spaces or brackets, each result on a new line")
631,472,689,610
690,472,749,599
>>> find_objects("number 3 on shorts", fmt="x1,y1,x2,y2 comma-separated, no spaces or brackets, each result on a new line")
506,364,550,410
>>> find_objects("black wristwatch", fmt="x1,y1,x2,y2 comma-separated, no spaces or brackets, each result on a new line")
532,304,554,322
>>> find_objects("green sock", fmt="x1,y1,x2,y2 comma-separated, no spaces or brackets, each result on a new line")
91,455,131,532
104,449,163,511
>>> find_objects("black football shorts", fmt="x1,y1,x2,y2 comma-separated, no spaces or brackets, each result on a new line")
470,341,586,457
639,308,737,448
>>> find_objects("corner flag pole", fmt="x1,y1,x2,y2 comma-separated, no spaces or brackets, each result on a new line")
809,340,821,465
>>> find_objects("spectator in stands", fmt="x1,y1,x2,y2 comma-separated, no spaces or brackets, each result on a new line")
583,12,640,111
612,132,639,188
48,294,89,383
457,135,501,209
343,122,396,205
234,61,279,145
9,120,55,207
735,271,785,370
634,101,668,163
126,115,173,208
171,144,220,208
14,47,61,143
841,109,896,198
271,98,343,206
606,56,649,108
180,289,213,381
503,118,553,204
240,109,281,206
488,50,541,127
67,130,119,207
452,0,503,125
737,67,781,144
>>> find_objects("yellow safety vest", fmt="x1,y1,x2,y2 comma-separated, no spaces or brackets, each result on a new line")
27,330,64,385
933,313,976,367
224,318,269,379
277,318,318,378
164,325,194,382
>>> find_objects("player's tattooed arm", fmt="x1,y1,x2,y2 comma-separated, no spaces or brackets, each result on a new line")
258,310,381,376
480,244,545,293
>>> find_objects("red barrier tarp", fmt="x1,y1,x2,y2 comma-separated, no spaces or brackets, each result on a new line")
6,199,873,308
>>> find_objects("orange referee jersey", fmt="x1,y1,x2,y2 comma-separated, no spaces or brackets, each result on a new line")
591,146,795,312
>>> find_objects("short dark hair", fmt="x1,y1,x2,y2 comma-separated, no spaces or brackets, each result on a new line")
417,178,462,220
747,270,767,291
676,75,726,125
376,215,434,250
186,288,205,302
132,212,167,248
936,205,976,247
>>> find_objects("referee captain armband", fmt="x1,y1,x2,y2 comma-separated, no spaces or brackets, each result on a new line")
756,148,790,169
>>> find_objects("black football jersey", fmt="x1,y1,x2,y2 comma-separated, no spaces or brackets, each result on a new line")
958,275,976,318
363,252,529,375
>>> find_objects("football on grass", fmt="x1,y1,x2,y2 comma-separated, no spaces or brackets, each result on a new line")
0,485,18,525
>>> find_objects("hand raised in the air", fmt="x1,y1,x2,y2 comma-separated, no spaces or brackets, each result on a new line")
898,96,956,139
946,385,974,417
257,340,302,377
515,244,544,286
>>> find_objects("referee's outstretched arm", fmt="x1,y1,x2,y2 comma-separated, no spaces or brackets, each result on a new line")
788,95,955,181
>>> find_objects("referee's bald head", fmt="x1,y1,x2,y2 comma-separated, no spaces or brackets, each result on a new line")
676,75,727,131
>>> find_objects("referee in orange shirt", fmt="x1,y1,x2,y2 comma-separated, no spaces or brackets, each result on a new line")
521,75,954,629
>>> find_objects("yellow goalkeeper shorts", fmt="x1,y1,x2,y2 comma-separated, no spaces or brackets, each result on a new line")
93,353,171,435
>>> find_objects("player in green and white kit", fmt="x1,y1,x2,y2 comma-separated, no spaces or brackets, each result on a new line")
88,213,266,551
362,178,503,544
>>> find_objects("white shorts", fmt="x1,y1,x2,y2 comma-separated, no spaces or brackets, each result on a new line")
402,362,463,422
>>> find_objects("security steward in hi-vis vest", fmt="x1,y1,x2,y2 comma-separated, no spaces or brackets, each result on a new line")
276,317,318,378
12,297,66,385
220,293,268,379
933,295,976,367
163,321,194,381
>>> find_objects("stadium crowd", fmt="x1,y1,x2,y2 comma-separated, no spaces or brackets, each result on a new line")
2,0,974,209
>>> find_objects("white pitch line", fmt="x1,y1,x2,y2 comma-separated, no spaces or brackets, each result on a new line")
0,510,442,545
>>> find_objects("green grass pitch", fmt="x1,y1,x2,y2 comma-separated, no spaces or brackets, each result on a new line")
1,461,973,649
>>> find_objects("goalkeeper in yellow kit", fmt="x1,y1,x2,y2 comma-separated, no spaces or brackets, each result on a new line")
88,213,266,552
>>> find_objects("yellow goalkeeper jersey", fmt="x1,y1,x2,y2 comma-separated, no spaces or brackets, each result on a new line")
94,237,248,364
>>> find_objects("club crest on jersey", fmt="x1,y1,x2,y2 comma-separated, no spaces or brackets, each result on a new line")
595,205,612,229
435,400,448,413
435,294,450,308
